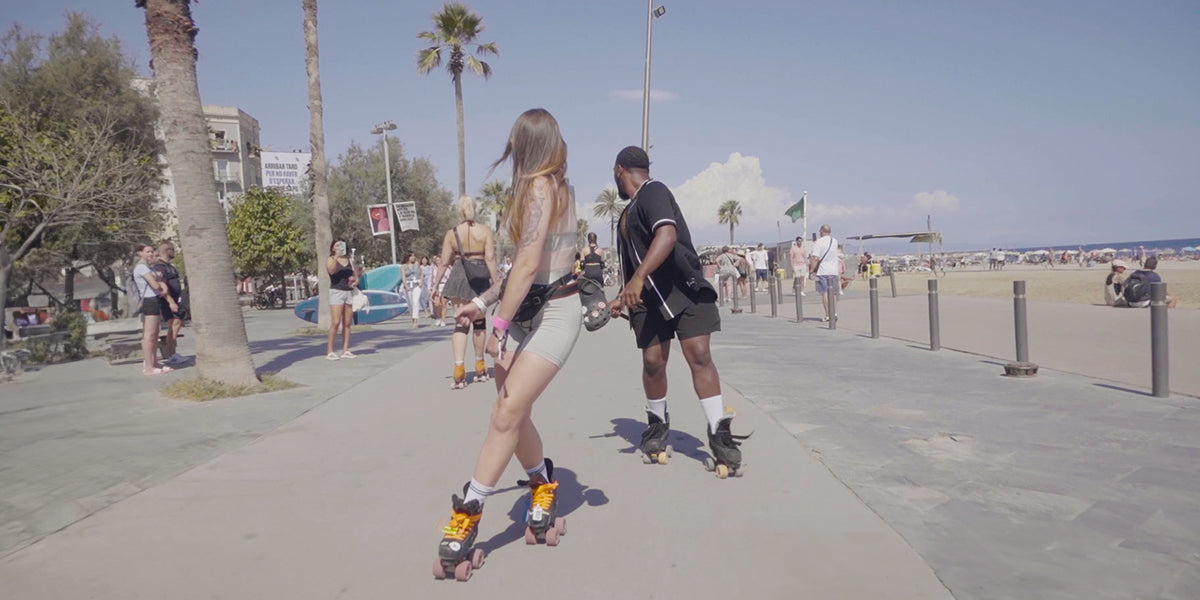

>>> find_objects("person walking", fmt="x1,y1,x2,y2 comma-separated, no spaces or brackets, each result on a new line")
420,255,435,319
402,253,423,329
609,145,749,477
433,108,582,578
133,243,177,375
749,243,769,292
151,241,186,365
715,246,739,304
809,224,839,322
789,237,808,296
326,239,357,360
433,195,502,388
580,232,605,283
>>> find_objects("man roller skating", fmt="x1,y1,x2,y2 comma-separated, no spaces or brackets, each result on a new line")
608,146,749,478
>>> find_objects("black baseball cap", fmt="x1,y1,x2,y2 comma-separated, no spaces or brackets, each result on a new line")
615,146,650,170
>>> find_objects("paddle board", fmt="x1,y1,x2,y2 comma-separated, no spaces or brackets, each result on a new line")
360,264,402,291
293,290,408,324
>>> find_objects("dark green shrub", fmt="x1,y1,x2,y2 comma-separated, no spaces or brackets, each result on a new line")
52,310,89,360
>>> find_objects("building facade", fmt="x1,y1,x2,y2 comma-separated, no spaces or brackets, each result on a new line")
203,105,262,208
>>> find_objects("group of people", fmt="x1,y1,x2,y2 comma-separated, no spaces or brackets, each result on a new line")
413,110,747,578
1103,256,1177,309
132,241,186,375
988,248,1008,270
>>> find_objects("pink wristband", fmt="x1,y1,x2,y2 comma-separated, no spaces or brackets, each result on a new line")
492,316,510,333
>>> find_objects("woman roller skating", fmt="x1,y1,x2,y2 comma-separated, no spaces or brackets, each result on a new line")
433,108,582,581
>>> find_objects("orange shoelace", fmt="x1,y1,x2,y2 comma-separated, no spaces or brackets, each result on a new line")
442,510,481,540
531,481,559,511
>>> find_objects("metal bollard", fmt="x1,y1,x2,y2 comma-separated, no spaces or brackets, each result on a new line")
749,275,758,314
1005,280,1038,376
769,276,778,318
794,278,804,323
1151,282,1169,397
927,279,940,350
827,283,837,330
889,269,897,298
732,283,742,314
869,277,879,339
776,275,784,299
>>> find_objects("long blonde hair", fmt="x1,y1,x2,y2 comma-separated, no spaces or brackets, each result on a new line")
489,108,570,248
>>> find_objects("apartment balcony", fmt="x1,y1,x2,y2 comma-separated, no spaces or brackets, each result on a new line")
210,138,240,153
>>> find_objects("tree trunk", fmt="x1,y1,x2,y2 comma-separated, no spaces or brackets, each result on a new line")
64,267,76,306
141,0,258,386
303,0,332,330
453,70,466,198
729,223,734,246
0,265,10,351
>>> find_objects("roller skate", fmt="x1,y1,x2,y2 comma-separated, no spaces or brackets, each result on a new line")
577,276,611,332
432,493,485,581
703,411,751,479
450,363,466,390
474,359,489,383
639,411,672,465
517,458,567,546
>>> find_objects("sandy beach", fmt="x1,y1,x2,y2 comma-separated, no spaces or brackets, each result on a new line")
855,260,1200,309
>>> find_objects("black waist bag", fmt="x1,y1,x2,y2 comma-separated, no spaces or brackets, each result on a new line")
510,274,576,322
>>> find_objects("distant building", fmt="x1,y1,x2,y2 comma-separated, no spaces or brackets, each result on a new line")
260,151,311,196
203,104,262,208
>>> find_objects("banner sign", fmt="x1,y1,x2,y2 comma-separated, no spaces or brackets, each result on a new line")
395,201,419,232
368,204,391,236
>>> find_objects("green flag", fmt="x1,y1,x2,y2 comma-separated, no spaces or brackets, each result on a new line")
784,197,805,222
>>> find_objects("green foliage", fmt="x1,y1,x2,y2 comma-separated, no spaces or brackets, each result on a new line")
416,3,497,79
50,309,88,359
161,373,299,402
227,188,311,285
322,138,454,268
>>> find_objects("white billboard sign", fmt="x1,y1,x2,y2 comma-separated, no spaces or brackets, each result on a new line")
260,151,311,194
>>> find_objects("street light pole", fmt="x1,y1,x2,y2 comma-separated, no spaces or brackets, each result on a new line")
641,3,666,152
372,120,398,264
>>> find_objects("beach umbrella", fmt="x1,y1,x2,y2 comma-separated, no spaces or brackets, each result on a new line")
1098,248,1116,254
1160,248,1176,255
1182,247,1196,252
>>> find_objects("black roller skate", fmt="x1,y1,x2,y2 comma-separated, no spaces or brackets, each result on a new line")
517,458,567,546
639,411,672,465
703,412,751,479
433,493,486,582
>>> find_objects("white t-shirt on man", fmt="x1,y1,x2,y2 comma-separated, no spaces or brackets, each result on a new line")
812,235,839,276
749,249,768,270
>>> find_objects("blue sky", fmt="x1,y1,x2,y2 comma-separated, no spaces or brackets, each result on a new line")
8,1,1199,251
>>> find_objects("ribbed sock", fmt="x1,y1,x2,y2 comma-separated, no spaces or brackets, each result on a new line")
525,459,549,483
699,395,724,434
646,397,667,422
464,478,494,506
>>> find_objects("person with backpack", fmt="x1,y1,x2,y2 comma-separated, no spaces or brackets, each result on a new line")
132,243,177,375
151,242,186,365
1121,256,1177,308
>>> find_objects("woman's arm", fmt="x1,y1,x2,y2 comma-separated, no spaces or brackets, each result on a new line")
326,256,338,276
493,177,554,321
483,228,502,284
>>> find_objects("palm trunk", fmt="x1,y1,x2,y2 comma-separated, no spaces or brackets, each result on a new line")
729,223,734,245
141,0,258,386
303,0,332,330
0,264,10,351
453,70,466,198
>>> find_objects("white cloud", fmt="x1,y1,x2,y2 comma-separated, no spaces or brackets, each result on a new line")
610,89,679,102
809,202,878,220
908,190,960,212
673,153,791,229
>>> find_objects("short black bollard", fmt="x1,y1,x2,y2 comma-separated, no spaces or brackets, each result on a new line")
794,278,804,323
927,279,940,350
1151,282,1169,397
869,277,880,339
749,276,758,314
1005,280,1038,376
889,269,897,298
769,277,778,318
731,284,742,314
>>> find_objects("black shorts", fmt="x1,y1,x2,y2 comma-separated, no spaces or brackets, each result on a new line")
158,297,182,321
628,301,721,349
138,297,161,318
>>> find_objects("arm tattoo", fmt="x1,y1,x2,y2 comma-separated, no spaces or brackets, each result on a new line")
519,180,548,249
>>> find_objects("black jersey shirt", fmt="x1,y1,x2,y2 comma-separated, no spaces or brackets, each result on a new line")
617,180,717,320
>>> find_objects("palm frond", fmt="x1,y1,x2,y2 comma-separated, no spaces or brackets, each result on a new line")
416,47,442,75
476,42,498,56
417,31,440,43
465,56,492,79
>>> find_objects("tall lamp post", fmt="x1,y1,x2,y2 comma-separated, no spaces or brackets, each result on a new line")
641,3,666,151
371,120,398,264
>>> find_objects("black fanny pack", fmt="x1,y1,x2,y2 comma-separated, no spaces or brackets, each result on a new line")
511,273,577,322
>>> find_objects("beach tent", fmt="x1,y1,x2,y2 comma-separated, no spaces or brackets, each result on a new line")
1098,248,1117,254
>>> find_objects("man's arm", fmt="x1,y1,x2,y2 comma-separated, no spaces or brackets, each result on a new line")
617,224,676,310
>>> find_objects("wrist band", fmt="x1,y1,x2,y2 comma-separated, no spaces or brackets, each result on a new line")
492,316,510,332
471,297,487,312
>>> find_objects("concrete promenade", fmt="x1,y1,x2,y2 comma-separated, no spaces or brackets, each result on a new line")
1,294,1197,598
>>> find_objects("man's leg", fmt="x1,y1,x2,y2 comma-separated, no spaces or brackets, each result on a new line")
641,340,671,401
165,317,181,356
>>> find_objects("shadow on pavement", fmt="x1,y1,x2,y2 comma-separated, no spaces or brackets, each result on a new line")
478,466,607,553
594,418,709,464
1093,382,1152,397
249,328,445,374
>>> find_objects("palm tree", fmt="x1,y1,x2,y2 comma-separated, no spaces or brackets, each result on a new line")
717,199,742,246
592,186,625,250
417,3,497,198
303,0,333,330
477,180,508,228
137,0,258,386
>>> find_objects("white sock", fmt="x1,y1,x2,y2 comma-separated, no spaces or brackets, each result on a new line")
700,395,725,434
646,397,667,422
525,459,549,483
464,478,494,506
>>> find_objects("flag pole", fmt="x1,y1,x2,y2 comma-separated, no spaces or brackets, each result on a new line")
802,190,808,242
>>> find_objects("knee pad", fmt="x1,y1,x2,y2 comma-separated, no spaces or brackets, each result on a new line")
454,323,471,334
473,319,486,330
